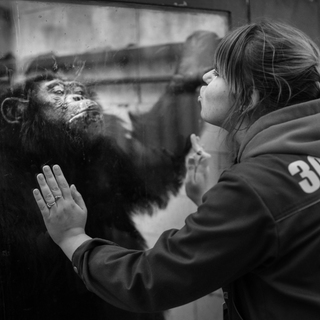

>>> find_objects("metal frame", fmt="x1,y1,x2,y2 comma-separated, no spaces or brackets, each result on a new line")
24,0,249,27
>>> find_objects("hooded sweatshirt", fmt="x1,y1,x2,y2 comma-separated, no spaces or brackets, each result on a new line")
72,99,320,320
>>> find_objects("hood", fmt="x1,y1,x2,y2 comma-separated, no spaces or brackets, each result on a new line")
238,99,320,162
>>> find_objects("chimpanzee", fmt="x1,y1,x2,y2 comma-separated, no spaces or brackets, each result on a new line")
0,31,220,320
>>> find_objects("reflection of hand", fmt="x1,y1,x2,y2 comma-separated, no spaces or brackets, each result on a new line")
33,165,91,260
185,134,211,206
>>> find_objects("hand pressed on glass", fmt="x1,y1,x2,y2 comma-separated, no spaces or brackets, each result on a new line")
33,165,91,260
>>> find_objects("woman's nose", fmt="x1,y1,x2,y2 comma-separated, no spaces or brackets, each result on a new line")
202,70,213,84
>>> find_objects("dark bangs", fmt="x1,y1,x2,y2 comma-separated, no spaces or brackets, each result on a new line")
214,25,256,131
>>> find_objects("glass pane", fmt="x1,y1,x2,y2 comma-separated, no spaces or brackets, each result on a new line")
0,1,228,320
2,2,228,109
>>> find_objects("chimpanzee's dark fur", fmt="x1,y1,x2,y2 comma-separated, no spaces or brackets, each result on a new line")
0,31,220,320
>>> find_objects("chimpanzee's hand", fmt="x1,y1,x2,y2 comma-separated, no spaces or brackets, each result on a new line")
185,134,211,206
33,165,92,260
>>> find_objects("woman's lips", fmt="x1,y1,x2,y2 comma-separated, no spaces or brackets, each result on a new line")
198,86,206,101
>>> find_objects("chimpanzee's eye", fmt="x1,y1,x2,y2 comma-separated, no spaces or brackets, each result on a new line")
73,86,85,96
52,86,64,95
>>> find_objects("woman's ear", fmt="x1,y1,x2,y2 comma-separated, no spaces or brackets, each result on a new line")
241,89,259,114
250,89,259,109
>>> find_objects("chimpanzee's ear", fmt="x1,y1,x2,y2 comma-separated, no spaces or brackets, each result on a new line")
1,97,29,124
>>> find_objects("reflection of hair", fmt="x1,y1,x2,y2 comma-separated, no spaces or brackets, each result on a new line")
215,20,320,134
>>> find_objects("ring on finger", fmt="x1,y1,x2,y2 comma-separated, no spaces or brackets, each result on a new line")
46,201,56,208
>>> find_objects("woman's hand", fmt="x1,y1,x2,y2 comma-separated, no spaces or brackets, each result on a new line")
185,134,211,206
33,165,92,260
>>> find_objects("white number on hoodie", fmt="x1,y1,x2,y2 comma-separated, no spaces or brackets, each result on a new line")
288,156,320,193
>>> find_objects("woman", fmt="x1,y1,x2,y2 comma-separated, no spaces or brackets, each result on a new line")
33,21,320,320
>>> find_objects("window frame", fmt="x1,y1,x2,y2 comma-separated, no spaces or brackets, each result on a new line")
24,0,249,28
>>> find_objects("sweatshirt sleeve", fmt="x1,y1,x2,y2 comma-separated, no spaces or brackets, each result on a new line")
72,170,278,313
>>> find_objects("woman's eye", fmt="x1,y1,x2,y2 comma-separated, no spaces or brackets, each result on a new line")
213,69,219,77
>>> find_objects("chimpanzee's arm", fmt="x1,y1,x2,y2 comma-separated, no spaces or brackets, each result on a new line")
126,31,220,200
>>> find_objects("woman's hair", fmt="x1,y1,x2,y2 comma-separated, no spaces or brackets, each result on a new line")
215,20,320,135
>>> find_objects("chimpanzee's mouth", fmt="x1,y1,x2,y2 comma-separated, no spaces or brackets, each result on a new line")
68,107,103,124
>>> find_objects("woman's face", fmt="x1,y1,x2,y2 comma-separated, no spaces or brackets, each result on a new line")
198,69,234,128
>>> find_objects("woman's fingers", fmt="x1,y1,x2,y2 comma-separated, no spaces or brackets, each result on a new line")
189,134,211,167
42,165,63,200
36,172,56,207
51,165,72,200
33,188,50,217
34,165,72,212
41,165,72,200
187,157,197,182
190,134,211,158
70,185,87,212
190,134,202,153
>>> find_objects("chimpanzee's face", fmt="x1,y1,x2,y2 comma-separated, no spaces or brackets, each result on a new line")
35,79,104,133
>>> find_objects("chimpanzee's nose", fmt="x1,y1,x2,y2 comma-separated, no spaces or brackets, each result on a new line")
72,95,84,101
